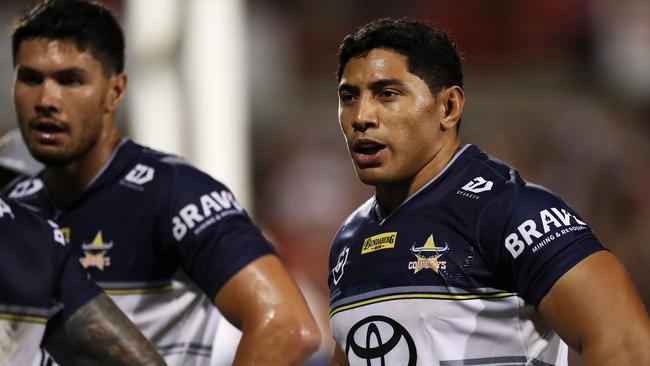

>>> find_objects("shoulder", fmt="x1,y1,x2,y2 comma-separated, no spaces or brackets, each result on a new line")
0,194,65,248
4,173,45,201
331,197,374,252
123,141,231,192
442,145,565,212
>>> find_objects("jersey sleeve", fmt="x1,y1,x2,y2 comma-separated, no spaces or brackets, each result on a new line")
477,183,605,306
162,165,275,300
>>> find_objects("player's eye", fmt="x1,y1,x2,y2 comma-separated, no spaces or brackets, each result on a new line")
378,89,399,99
16,69,43,85
56,75,84,86
339,92,355,103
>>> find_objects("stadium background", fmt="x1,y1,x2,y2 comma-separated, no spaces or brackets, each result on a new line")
0,1,648,365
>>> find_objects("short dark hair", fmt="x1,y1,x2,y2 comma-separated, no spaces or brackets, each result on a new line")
12,0,125,74
337,18,463,94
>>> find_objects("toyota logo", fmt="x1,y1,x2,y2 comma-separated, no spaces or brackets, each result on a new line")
345,315,417,365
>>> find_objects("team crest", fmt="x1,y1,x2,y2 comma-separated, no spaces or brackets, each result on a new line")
80,231,114,270
408,235,448,274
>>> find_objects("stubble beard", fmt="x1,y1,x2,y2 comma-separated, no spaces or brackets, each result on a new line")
28,128,102,167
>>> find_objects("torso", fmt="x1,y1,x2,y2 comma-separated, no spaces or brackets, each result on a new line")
329,144,603,365
7,139,274,366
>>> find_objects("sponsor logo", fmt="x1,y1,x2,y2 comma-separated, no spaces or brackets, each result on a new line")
0,198,14,219
345,315,416,366
124,164,155,185
8,179,44,198
80,231,113,270
331,247,349,286
462,177,493,193
361,232,397,254
457,177,493,199
172,190,243,241
408,235,448,274
505,207,588,258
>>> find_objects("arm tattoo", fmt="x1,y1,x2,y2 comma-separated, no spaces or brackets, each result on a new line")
43,294,166,365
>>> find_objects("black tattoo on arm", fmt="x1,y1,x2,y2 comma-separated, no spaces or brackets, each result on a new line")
43,294,166,365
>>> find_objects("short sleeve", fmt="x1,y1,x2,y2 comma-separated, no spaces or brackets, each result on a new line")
162,166,275,300
478,183,605,306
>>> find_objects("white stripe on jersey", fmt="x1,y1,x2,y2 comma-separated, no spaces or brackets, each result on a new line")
108,270,220,366
331,295,567,366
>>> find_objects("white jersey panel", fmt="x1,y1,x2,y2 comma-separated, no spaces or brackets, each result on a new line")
107,271,220,366
331,296,567,366
0,320,45,366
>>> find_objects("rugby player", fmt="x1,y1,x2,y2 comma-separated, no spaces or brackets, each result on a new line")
0,194,164,365
6,0,320,365
329,17,650,365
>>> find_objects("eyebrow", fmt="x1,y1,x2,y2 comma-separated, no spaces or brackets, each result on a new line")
338,78,406,94
369,78,406,91
338,83,358,95
16,65,88,78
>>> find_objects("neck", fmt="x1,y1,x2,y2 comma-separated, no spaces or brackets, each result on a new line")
376,139,460,213
44,127,121,209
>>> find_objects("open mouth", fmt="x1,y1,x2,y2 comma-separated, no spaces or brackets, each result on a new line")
29,119,69,144
32,120,68,134
353,140,386,155
351,139,387,167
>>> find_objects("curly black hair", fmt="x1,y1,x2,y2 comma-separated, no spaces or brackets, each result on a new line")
337,18,463,94
12,0,125,75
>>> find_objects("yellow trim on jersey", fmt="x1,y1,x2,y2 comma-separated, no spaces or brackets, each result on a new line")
103,284,174,295
330,292,515,318
0,312,47,324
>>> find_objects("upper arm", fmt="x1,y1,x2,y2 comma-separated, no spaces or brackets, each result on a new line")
477,183,604,305
163,167,275,298
539,251,650,362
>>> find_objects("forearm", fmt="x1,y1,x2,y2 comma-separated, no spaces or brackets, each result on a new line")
44,294,166,366
216,255,321,365
232,318,320,366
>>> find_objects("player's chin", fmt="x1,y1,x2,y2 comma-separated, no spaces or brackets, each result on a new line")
354,167,389,186
29,147,74,166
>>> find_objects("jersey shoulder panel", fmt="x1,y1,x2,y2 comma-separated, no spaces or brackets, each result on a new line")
454,149,605,305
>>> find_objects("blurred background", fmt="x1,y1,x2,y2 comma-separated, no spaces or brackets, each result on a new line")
1,0,648,364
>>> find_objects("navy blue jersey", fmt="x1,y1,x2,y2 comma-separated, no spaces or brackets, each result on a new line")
6,139,275,365
329,145,604,365
0,194,99,364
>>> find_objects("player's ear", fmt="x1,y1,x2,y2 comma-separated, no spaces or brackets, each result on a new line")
105,73,127,113
439,85,464,131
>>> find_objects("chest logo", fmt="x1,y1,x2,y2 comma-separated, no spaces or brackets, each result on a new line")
331,247,350,285
361,232,397,254
80,231,114,271
408,235,448,274
124,164,155,185
462,176,493,193
345,315,416,366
